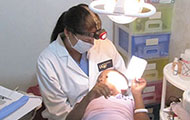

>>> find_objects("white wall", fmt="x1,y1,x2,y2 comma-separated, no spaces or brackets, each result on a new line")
0,0,113,91
170,0,190,60
0,0,189,91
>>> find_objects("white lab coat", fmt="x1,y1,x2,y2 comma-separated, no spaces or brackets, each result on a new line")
36,35,127,120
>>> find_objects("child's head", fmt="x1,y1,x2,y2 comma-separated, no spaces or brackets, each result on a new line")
98,69,129,96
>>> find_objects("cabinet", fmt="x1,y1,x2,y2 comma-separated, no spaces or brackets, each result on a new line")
113,3,174,107
160,63,190,120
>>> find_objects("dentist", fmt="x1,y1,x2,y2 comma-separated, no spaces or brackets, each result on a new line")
37,3,130,120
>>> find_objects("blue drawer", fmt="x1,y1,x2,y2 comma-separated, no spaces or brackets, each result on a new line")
131,33,170,59
118,28,129,53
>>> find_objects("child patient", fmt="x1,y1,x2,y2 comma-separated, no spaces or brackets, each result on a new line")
82,69,150,120
97,69,129,96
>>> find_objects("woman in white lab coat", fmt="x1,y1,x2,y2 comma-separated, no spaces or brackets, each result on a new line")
36,4,149,120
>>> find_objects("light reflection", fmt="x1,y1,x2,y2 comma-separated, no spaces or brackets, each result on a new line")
106,71,128,92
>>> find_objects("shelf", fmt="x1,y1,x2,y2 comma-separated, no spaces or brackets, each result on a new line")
160,109,170,120
160,63,190,120
163,63,190,91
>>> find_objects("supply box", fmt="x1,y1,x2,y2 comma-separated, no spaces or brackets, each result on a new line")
123,3,174,34
114,24,170,59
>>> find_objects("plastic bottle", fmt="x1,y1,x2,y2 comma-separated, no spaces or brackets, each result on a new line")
173,57,178,75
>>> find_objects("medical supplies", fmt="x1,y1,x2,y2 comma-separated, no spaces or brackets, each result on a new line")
171,49,190,78
172,58,181,75
180,49,190,78
0,86,29,119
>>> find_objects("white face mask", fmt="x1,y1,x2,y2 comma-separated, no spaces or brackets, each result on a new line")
68,35,94,54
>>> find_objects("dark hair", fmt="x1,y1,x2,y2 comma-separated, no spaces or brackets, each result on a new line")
50,4,102,43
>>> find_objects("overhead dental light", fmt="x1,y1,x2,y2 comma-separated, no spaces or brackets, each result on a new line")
89,0,156,24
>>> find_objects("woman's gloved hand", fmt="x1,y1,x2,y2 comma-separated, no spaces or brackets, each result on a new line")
87,82,111,101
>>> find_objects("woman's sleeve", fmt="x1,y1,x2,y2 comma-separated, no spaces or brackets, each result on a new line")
36,56,72,120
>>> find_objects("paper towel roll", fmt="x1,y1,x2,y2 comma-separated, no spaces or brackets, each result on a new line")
185,49,190,55
184,49,190,61
183,90,190,113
